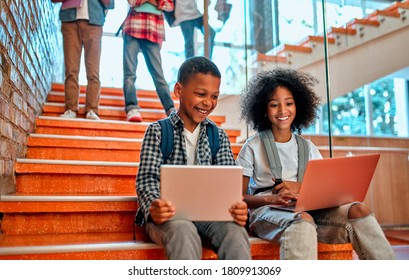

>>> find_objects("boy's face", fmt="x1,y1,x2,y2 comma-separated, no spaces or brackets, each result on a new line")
174,73,221,132
267,86,296,133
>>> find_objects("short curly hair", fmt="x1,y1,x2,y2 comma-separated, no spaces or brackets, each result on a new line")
177,56,221,85
240,68,321,134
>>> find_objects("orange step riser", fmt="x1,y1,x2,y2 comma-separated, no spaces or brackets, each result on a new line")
31,132,236,144
47,95,174,110
27,148,240,161
41,113,168,123
16,175,136,195
51,84,179,100
40,113,225,127
1,212,136,235
27,148,141,162
35,128,147,139
0,244,352,260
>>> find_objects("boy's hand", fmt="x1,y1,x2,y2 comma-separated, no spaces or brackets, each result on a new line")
149,199,175,225
229,201,248,227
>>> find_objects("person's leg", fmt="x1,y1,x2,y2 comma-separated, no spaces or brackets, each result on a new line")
249,206,318,260
197,16,216,59
179,19,196,59
61,21,82,113
194,221,251,260
348,203,396,259
140,40,175,112
145,220,202,260
311,203,396,260
122,33,141,113
81,20,102,114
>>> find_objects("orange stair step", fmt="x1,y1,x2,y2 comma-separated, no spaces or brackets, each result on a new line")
34,117,237,142
257,53,288,64
41,104,226,125
51,83,179,100
0,232,353,260
27,135,143,162
47,92,180,109
0,197,138,235
15,159,137,194
26,135,242,161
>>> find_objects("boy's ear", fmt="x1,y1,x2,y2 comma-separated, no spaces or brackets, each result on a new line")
173,82,182,98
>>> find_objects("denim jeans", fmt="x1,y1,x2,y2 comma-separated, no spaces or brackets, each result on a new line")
180,16,215,59
250,202,396,260
146,220,251,260
122,33,175,113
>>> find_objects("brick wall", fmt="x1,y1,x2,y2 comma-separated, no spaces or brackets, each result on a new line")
0,0,63,195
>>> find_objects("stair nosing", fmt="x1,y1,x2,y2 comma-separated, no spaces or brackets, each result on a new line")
29,134,143,143
49,92,179,104
16,158,139,167
0,195,137,202
37,115,151,125
44,102,167,113
0,237,267,256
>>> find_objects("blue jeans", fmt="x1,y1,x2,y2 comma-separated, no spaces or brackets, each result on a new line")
122,33,175,113
180,16,215,59
250,202,396,260
146,220,251,260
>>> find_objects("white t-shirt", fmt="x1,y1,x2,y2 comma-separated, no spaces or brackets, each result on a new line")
76,0,89,20
183,125,201,165
174,0,202,26
236,133,322,195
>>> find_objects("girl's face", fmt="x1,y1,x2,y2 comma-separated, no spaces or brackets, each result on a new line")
267,86,296,133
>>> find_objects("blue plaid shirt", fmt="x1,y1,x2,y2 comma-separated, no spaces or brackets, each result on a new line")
135,111,236,225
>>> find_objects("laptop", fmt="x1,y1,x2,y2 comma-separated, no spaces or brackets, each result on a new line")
160,165,243,221
269,154,380,212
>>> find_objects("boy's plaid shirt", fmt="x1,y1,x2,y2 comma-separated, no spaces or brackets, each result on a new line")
123,0,173,43
135,112,236,225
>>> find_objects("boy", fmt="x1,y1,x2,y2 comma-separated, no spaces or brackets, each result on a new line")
136,56,251,260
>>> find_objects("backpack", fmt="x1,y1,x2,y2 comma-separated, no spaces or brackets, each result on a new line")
158,118,220,163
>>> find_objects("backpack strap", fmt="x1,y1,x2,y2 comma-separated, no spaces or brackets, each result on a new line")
259,130,309,182
158,118,220,163
259,129,282,180
158,118,174,163
206,121,220,163
295,134,309,182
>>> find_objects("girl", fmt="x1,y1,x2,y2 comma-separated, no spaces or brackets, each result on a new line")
236,68,396,260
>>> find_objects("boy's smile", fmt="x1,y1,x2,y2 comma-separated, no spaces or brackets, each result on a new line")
174,73,221,132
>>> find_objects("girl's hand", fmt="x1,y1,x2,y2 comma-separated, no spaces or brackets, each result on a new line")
273,180,301,195
149,199,175,225
268,189,298,205
230,201,248,226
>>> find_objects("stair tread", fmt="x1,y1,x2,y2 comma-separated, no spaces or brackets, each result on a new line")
0,232,351,256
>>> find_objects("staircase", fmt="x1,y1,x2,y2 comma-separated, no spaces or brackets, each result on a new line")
256,0,409,101
0,84,353,260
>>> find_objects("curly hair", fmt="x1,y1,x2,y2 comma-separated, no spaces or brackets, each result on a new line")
240,68,321,134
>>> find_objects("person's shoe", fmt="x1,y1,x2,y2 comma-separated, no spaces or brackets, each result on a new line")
85,110,100,120
127,108,143,122
166,107,176,116
60,110,77,119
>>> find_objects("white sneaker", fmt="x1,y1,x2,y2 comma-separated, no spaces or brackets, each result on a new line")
127,109,143,122
86,110,100,120
60,110,77,119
